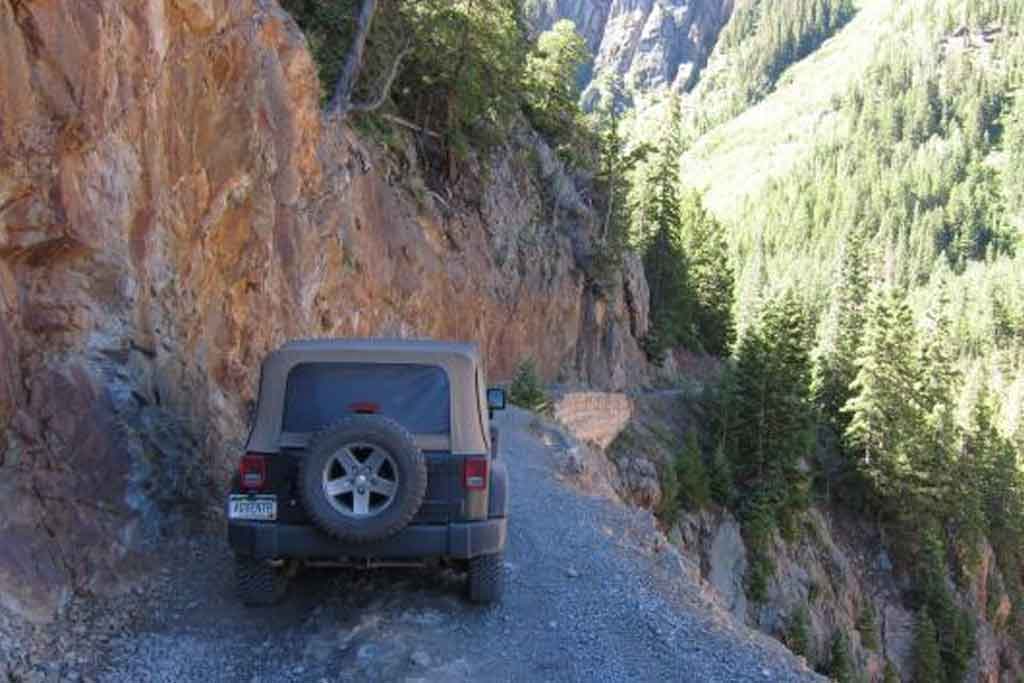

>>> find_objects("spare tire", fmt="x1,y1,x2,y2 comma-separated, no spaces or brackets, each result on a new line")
299,415,427,543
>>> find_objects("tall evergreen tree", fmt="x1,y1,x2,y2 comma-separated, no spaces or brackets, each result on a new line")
1005,91,1024,220
812,231,869,438
726,291,814,518
682,190,736,356
590,84,648,293
843,285,925,505
828,630,855,683
912,613,942,683
640,95,693,358
913,284,961,507
523,20,589,145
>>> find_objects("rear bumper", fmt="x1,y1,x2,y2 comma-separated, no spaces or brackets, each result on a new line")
229,517,507,561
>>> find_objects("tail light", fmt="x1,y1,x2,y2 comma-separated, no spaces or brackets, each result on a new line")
239,453,268,491
463,457,488,490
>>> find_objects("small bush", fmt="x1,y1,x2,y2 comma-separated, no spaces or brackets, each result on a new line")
912,613,942,683
786,605,811,658
743,494,776,602
857,601,880,651
828,630,855,683
508,358,548,411
656,455,681,525
708,442,736,507
677,431,711,511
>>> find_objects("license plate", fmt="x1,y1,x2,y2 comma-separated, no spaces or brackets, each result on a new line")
228,495,277,521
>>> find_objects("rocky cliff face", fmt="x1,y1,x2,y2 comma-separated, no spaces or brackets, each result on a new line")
526,0,735,102
0,0,648,630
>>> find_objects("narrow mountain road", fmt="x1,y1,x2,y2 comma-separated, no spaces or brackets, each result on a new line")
81,408,821,683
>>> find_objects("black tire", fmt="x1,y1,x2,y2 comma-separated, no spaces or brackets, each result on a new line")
299,415,427,544
235,555,289,606
467,552,505,604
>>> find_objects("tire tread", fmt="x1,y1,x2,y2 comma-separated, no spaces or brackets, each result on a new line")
235,556,289,606
468,551,504,604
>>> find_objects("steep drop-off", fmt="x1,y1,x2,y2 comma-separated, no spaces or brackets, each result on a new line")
0,0,648,628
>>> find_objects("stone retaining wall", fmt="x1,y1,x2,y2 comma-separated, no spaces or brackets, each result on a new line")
552,392,632,450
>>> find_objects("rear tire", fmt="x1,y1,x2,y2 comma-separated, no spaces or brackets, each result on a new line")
300,416,427,543
467,552,504,604
235,555,289,606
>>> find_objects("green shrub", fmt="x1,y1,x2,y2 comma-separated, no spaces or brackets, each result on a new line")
709,442,736,507
912,613,942,683
883,659,901,683
677,431,711,511
786,605,811,658
857,601,880,651
656,454,681,525
508,358,548,411
743,493,776,602
828,630,855,683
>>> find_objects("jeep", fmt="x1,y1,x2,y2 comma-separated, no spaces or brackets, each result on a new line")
227,339,508,605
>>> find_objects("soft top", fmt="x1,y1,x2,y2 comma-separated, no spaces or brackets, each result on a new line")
247,338,489,455
279,337,481,360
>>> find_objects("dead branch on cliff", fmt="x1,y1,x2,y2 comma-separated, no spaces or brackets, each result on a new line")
328,0,411,117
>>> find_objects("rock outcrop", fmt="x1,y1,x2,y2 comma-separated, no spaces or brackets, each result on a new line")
526,0,736,104
0,0,649,634
552,391,633,449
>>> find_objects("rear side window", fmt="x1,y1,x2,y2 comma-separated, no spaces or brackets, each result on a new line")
281,362,451,435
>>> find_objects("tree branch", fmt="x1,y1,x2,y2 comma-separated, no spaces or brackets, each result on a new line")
380,113,441,138
347,46,413,114
328,0,379,115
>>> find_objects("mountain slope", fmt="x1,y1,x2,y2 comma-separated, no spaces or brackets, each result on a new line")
680,0,898,219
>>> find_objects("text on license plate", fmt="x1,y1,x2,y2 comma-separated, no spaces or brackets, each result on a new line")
229,495,277,520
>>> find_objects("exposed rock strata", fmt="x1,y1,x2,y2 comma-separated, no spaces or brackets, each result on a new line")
526,0,735,102
0,0,648,629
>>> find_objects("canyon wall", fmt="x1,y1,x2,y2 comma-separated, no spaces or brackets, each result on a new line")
526,0,736,99
0,0,648,626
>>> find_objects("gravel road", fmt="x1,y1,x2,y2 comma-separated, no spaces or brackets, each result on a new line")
57,408,822,683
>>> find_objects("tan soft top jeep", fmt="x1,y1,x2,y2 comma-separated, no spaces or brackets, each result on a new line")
228,338,508,605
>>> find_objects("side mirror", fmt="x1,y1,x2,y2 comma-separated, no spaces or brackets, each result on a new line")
487,388,506,411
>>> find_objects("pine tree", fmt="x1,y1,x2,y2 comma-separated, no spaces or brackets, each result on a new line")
677,431,711,511
786,605,811,658
727,291,814,519
1005,90,1024,219
590,88,647,293
709,441,736,507
682,190,736,356
640,95,694,359
812,231,868,438
913,284,960,508
943,608,975,683
523,20,589,144
843,285,924,505
828,630,855,683
913,613,942,683
857,601,880,651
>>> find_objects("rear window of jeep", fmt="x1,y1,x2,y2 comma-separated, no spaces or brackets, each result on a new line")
281,362,451,435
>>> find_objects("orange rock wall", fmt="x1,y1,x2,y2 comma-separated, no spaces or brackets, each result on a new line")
0,0,647,622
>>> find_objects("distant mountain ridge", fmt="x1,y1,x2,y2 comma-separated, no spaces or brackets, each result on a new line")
525,0,735,105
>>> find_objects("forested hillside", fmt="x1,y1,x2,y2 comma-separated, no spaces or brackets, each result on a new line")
652,0,1024,680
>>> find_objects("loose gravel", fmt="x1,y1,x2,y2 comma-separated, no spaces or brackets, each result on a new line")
32,408,822,683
